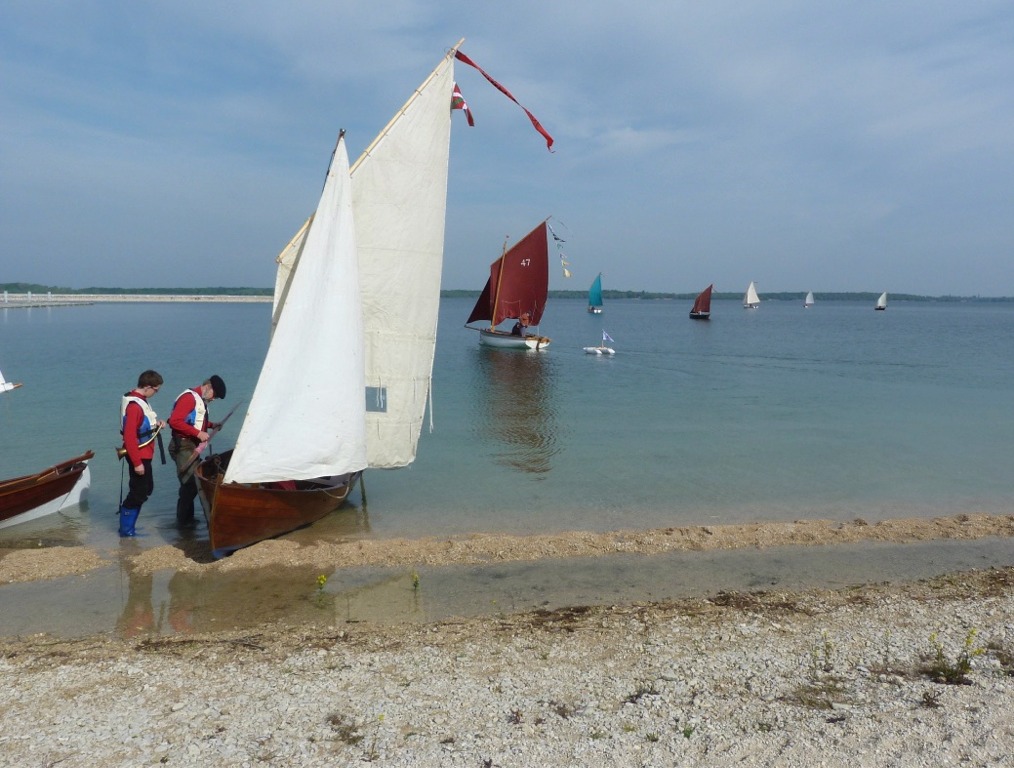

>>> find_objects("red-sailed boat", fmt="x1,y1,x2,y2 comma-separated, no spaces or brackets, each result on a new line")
690,284,713,320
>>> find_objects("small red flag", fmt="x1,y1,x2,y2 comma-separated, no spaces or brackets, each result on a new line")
451,83,475,126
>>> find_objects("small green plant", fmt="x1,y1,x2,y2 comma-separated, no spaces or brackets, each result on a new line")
317,574,328,591
682,725,695,739
924,629,985,685
412,571,420,591
646,732,660,742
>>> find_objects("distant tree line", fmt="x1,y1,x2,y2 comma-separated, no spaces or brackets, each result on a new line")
3,284,1009,302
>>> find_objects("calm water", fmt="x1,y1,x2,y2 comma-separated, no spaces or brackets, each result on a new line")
3,297,1014,545
2,297,1013,636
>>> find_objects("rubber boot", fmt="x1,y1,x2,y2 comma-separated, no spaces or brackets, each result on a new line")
118,507,140,537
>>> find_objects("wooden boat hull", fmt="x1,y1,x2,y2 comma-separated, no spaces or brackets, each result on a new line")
689,312,710,320
0,451,93,529
478,328,551,350
196,450,359,558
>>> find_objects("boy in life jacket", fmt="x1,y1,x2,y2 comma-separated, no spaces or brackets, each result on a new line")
119,370,165,536
168,374,226,527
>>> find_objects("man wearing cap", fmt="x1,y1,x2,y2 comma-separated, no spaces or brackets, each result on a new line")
168,375,226,528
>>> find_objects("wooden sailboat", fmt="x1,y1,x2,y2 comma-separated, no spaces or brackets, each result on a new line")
587,273,604,314
0,368,92,529
743,281,760,309
804,291,815,308
875,291,888,310
690,284,713,320
197,44,458,557
0,452,94,530
465,220,552,350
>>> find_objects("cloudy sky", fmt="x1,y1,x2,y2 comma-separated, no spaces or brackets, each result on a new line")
2,1,1012,295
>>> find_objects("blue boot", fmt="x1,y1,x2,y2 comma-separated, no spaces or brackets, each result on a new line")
118,507,140,537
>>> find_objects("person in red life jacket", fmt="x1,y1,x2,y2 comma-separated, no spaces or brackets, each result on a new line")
119,369,165,537
168,374,226,528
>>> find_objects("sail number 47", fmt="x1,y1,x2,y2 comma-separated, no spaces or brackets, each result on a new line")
519,259,530,267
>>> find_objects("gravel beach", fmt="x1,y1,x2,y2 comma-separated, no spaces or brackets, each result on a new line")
2,515,1013,766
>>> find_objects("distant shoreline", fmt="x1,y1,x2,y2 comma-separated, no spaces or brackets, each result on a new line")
1,294,271,307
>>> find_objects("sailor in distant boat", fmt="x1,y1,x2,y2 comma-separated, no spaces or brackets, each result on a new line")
511,313,531,337
118,370,165,537
168,375,226,528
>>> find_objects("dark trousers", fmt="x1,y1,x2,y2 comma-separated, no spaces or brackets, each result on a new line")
123,459,154,510
170,438,200,523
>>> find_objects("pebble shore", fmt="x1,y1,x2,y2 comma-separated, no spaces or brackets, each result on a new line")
2,567,1012,767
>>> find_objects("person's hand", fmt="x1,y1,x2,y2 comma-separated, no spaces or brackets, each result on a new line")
197,431,210,442
134,464,145,475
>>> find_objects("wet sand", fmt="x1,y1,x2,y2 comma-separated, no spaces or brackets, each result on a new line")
2,512,1012,585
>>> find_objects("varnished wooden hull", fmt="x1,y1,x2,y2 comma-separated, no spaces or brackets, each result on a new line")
0,451,93,529
196,450,358,558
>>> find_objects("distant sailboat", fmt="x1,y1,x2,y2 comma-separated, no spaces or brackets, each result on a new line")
804,291,815,308
465,220,552,350
743,281,760,309
583,330,615,355
1,366,23,394
875,291,888,311
587,273,604,314
690,284,713,320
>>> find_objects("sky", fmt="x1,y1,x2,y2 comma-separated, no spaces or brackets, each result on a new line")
2,1,1013,296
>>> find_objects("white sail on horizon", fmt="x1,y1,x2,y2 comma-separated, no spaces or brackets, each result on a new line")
1,366,23,393
743,281,760,308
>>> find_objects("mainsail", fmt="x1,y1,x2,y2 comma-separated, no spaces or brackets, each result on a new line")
352,48,455,468
743,281,760,308
691,284,713,316
466,220,550,328
225,136,367,484
269,44,459,469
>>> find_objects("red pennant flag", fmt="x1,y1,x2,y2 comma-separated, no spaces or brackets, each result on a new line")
454,50,554,151
451,83,475,126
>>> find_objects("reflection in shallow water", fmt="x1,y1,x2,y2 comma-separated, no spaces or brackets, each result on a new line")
471,348,560,474
0,501,90,549
0,537,1011,639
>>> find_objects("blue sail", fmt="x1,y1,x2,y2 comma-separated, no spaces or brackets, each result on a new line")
588,273,603,313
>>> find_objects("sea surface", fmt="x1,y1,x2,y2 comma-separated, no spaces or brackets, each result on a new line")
2,296,1013,636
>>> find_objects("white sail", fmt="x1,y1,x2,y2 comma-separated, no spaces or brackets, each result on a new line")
743,281,760,308
804,291,815,307
225,136,367,484
351,47,456,468
875,291,888,309
1,367,22,393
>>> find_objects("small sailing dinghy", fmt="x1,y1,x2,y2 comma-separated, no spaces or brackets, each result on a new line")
587,273,604,314
804,291,815,308
875,291,888,310
465,220,552,350
197,42,458,556
584,330,615,355
743,281,760,309
0,366,92,529
0,366,22,393
690,284,713,320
